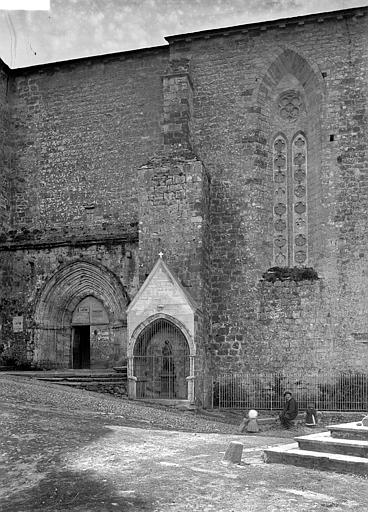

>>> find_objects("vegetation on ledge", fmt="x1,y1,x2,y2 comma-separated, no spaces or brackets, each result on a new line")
262,266,319,283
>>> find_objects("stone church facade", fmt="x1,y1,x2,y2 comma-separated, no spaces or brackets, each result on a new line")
1,6,368,403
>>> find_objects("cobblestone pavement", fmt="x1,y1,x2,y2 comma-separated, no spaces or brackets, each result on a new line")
1,374,368,512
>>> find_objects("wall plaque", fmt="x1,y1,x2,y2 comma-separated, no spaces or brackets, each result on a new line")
13,316,24,333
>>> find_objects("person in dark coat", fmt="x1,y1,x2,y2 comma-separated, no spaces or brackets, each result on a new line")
279,391,298,429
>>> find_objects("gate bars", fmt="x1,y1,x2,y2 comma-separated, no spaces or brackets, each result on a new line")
133,318,190,400
213,372,368,411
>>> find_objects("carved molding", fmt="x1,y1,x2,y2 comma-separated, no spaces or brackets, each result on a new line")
278,90,303,121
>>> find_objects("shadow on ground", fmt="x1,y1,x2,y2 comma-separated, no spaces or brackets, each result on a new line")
1,468,153,512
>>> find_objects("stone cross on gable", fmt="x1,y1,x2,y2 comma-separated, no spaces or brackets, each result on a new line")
158,251,164,258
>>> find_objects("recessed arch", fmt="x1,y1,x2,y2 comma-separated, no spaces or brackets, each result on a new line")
128,312,195,358
255,47,323,268
128,314,194,399
32,259,129,368
34,259,128,328
255,47,326,106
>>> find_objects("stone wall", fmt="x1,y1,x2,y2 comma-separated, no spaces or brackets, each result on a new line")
0,47,167,366
138,53,208,305
0,60,11,230
0,229,138,367
172,9,368,373
2,8,368,378
210,277,368,374
138,152,206,302
9,47,168,230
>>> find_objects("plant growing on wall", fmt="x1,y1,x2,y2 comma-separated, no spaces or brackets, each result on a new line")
262,266,319,283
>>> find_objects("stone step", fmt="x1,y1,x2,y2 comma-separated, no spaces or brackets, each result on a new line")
264,443,368,476
43,380,127,386
328,422,368,441
36,374,127,382
295,431,368,458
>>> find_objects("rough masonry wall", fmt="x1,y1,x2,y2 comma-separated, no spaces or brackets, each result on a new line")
0,238,138,366
0,48,168,365
137,58,212,391
3,9,368,376
9,47,168,233
138,153,205,303
0,60,11,230
138,61,208,305
182,11,368,373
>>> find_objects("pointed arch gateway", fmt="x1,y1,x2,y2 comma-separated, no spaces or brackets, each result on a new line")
127,257,199,403
32,260,129,368
131,315,192,399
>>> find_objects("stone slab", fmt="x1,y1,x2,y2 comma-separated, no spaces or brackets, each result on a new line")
327,422,368,441
264,443,368,476
295,431,368,458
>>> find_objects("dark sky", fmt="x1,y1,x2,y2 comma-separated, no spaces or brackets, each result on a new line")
0,0,366,68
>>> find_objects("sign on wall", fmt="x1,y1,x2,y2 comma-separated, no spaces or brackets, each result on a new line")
13,316,24,333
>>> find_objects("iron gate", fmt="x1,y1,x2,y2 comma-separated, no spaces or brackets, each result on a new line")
133,318,191,399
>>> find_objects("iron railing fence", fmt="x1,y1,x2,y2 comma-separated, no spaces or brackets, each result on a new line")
213,372,368,411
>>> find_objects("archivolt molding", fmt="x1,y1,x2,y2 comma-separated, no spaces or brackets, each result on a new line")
33,260,128,328
128,313,196,358
254,47,326,107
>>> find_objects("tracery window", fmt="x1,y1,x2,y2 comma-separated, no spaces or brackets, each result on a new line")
273,133,308,266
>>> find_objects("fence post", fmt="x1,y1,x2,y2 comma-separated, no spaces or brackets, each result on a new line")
270,375,273,411
211,375,214,409
219,374,221,410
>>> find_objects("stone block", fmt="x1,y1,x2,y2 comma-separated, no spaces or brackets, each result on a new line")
224,441,243,464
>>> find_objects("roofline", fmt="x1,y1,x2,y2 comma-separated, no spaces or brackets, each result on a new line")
165,5,368,43
3,5,367,72
127,257,200,314
7,43,169,74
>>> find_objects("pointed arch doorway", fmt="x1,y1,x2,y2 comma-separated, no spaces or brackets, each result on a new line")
71,296,109,369
127,257,199,404
133,318,190,399
32,260,128,369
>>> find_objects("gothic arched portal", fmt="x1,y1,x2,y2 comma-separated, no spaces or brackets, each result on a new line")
32,260,128,368
132,318,191,399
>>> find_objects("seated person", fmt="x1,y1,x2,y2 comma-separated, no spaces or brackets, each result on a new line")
279,391,298,429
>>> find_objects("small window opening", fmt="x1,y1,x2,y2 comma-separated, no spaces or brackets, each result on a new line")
329,134,335,142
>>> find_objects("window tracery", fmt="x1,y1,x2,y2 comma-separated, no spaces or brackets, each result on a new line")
278,90,303,121
273,135,288,266
292,134,308,265
272,132,308,266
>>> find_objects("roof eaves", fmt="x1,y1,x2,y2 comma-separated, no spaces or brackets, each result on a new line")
6,43,169,74
165,5,367,43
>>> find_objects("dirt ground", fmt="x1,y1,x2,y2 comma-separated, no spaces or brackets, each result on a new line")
1,375,368,512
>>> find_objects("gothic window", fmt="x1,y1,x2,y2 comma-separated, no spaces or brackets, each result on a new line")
273,133,308,266
273,134,288,266
292,133,308,265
